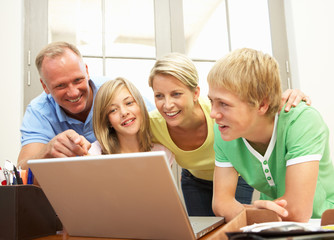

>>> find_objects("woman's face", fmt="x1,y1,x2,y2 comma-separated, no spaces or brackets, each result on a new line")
107,86,142,138
151,74,199,128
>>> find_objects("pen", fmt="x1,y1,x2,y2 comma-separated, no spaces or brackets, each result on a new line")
12,175,17,185
27,168,34,184
13,165,23,184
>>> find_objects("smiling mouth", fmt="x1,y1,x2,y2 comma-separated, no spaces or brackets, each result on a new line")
219,124,228,129
121,118,135,126
165,110,181,117
68,95,81,103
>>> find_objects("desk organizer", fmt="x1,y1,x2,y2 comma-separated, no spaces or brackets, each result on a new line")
0,185,61,240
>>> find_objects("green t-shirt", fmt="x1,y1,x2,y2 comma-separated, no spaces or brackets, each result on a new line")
214,102,334,218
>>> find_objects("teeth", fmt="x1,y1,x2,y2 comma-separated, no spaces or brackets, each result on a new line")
122,119,134,126
68,96,81,103
166,111,179,117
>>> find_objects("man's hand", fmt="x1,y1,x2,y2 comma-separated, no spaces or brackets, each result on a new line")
46,130,91,158
18,129,91,170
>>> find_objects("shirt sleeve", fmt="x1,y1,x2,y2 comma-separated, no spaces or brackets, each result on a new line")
88,141,102,155
20,105,57,146
213,123,233,167
285,107,328,166
152,143,175,167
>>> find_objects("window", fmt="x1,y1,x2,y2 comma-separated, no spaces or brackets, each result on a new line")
183,0,274,97
25,0,289,191
48,0,156,102
25,0,288,107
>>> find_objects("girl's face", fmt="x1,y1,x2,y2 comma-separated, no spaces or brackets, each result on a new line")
208,85,259,141
151,74,199,128
107,86,142,138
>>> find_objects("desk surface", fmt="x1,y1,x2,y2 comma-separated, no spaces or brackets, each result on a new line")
34,224,227,240
33,218,326,240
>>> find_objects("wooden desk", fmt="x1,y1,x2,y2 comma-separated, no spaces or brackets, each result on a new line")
33,209,285,240
34,224,228,240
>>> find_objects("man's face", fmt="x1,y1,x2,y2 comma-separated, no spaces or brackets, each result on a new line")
40,49,93,121
208,85,259,141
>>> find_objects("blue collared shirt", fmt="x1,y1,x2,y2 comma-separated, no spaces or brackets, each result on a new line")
20,76,156,146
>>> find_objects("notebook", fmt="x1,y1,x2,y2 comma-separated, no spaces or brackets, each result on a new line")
28,151,224,239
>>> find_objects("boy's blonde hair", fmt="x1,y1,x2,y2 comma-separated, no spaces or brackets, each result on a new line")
207,48,282,117
93,77,152,154
149,52,199,91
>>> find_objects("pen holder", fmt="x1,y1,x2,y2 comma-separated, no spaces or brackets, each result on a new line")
0,185,61,240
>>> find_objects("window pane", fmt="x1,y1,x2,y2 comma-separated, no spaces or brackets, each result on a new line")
83,57,103,77
48,0,103,56
193,61,215,97
183,0,229,60
105,0,156,58
228,0,272,54
105,59,155,103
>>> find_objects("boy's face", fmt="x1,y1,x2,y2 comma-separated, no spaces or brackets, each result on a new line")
208,85,259,141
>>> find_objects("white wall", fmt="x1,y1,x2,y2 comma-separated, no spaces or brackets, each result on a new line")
285,0,334,159
0,0,24,167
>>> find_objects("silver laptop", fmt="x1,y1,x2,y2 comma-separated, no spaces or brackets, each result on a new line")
28,151,224,239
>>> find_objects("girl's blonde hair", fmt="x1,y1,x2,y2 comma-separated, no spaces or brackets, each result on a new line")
93,77,152,154
207,48,282,117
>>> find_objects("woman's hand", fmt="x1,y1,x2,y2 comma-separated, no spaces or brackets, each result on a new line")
280,89,311,112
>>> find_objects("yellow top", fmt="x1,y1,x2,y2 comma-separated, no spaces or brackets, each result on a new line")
149,97,215,181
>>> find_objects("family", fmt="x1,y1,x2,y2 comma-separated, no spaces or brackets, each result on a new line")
18,41,334,222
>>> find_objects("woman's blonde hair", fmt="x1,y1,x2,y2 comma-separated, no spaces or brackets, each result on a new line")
207,48,282,117
93,77,152,154
148,52,199,91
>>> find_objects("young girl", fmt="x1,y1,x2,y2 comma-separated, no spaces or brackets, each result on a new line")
89,77,174,166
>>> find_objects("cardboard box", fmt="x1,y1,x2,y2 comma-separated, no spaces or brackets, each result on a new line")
321,209,334,226
201,209,280,240
202,208,334,240
0,185,62,240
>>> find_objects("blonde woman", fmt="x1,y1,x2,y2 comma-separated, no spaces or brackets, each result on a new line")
89,77,174,167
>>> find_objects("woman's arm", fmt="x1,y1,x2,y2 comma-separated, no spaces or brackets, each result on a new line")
212,166,244,222
281,89,311,112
